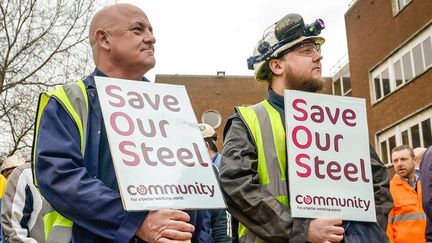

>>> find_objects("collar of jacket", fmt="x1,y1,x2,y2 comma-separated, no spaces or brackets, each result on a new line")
394,174,418,189
267,88,284,111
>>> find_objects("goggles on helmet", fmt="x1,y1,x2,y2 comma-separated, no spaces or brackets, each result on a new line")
276,41,322,59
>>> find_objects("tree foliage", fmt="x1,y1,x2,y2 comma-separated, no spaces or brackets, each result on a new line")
0,0,96,159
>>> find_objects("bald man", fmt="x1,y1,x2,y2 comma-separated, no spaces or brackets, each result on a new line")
414,147,427,177
33,4,197,243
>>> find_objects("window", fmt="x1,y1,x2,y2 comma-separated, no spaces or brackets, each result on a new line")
201,110,222,129
333,76,351,96
379,136,397,164
342,76,352,96
382,69,391,96
373,76,382,100
370,25,432,102
333,79,342,96
389,136,396,152
402,130,409,145
422,119,432,147
393,60,403,87
402,52,413,81
411,124,420,148
373,68,391,100
423,37,432,68
392,0,413,15
332,63,351,97
377,108,432,164
381,141,389,164
413,43,424,76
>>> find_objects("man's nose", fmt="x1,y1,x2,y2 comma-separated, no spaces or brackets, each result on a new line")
313,51,323,62
143,30,156,44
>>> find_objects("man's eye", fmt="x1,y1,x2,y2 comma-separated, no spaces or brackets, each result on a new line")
301,47,313,53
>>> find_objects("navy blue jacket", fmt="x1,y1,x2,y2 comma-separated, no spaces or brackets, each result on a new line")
196,164,232,243
420,146,432,242
35,69,197,243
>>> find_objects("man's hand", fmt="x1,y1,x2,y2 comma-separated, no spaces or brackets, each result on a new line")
136,209,195,243
307,218,344,243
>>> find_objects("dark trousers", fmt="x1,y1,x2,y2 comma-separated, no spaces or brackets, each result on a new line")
341,221,389,243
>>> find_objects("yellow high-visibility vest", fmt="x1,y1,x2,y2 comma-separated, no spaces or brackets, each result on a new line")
236,100,288,243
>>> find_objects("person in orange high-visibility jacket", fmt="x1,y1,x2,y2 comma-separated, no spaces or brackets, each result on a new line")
387,145,426,243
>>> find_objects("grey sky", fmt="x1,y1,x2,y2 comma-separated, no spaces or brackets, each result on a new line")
119,0,354,80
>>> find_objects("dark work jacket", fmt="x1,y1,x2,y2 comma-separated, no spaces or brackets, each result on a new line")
220,89,392,242
196,164,232,243
420,146,432,241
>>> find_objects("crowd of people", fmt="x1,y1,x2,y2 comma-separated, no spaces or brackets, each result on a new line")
0,2,431,243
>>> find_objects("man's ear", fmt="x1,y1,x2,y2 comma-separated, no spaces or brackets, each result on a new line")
95,29,110,50
269,59,283,76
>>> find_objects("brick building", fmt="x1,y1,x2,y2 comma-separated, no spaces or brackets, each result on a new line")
156,73,268,149
337,0,432,164
156,72,332,150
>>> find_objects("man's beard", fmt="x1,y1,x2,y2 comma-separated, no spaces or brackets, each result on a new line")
287,72,324,93
298,78,324,92
283,63,325,93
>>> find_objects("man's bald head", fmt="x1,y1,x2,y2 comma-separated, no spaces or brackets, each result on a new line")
89,4,146,47
87,3,155,80
414,147,427,168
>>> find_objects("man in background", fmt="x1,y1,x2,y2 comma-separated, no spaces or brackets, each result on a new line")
0,155,25,243
0,155,25,180
196,123,232,243
414,147,427,178
1,163,45,242
199,123,222,168
387,145,426,242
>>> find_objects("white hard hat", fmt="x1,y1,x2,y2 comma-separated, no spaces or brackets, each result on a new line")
248,13,325,83
1,155,25,173
198,123,216,139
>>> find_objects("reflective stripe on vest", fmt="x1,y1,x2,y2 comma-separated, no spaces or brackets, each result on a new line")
32,80,88,242
388,212,426,223
236,100,288,243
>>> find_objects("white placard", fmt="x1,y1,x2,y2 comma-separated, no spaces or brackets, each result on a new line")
285,90,376,222
95,77,226,211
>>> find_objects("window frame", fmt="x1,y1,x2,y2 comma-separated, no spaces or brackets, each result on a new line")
370,25,432,103
392,0,413,16
332,63,352,97
201,109,223,129
377,107,432,164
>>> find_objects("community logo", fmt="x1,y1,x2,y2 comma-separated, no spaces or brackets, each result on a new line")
127,182,215,197
295,194,371,211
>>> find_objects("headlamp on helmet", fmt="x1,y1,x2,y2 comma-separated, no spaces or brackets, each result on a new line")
247,14,325,70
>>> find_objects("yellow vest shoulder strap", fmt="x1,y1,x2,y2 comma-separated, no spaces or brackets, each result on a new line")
32,79,88,242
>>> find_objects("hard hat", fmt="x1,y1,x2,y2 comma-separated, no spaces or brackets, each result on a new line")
1,155,25,173
247,13,325,83
198,123,217,139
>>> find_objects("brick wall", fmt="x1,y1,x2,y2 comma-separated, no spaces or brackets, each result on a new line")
345,0,432,147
